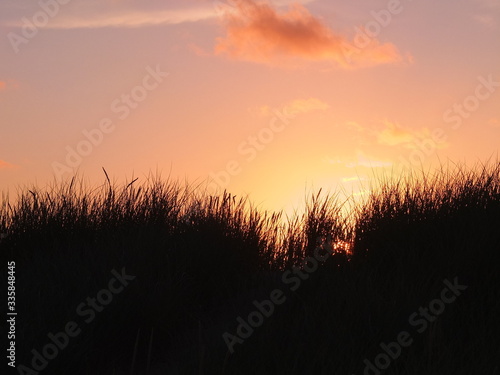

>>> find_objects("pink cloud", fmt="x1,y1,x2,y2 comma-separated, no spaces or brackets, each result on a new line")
0,160,14,169
214,0,405,68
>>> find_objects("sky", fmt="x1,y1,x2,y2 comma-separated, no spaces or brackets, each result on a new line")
1,0,499,215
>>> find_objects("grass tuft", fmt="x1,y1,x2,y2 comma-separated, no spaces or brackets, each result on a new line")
1,161,499,374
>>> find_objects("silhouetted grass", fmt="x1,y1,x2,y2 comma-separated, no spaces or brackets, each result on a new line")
1,161,499,374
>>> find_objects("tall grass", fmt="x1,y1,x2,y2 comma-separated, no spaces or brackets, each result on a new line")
1,161,499,374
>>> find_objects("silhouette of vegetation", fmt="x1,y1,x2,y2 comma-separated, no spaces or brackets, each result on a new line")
1,161,499,374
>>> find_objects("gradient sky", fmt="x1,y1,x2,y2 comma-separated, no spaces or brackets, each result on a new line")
1,0,499,215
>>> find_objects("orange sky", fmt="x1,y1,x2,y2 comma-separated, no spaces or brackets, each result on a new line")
1,0,499,215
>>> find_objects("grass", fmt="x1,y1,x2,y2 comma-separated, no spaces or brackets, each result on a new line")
1,161,499,374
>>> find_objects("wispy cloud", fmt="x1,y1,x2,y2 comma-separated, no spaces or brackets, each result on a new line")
255,97,330,116
347,120,449,150
345,150,393,168
257,97,329,116
1,0,318,29
0,160,14,169
341,176,368,183
376,120,418,146
472,0,499,28
1,1,217,29
0,80,20,92
51,9,215,28
345,121,365,132
286,97,330,115
473,14,497,29
214,0,405,68
375,120,448,150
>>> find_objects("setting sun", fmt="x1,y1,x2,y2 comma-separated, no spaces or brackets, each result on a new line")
1,0,499,373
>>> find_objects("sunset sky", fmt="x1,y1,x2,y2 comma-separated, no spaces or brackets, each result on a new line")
1,0,499,215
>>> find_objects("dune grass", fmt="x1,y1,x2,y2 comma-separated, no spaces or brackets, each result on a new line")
1,161,499,374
